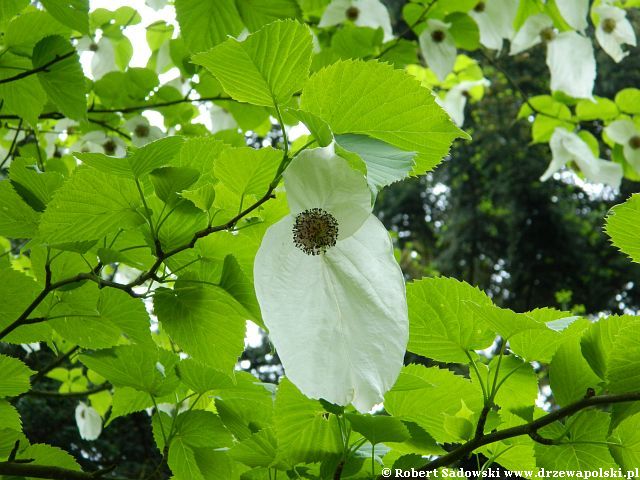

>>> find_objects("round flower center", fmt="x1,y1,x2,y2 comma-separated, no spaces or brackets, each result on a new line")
89,42,99,52
431,30,445,43
135,124,150,138
345,6,359,21
602,18,617,34
474,2,486,13
462,90,471,98
540,27,556,43
629,135,640,150
103,139,116,155
292,208,339,256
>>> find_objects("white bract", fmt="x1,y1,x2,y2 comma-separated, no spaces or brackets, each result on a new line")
439,79,490,127
419,19,457,82
210,105,238,133
469,0,518,50
541,127,623,188
509,14,554,55
594,5,636,63
555,0,589,31
124,116,164,147
605,120,640,172
77,37,116,80
254,147,409,413
319,0,394,42
75,402,102,441
72,131,127,157
546,31,595,100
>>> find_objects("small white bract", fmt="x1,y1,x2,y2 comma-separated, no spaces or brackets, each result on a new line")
319,0,394,42
605,120,640,173
419,19,457,82
439,79,490,127
555,0,589,31
125,116,164,147
541,127,623,188
254,146,409,412
75,402,102,441
469,0,518,51
594,5,637,63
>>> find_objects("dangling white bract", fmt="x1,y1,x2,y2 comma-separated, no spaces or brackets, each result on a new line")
419,19,457,82
469,0,518,50
439,79,490,127
594,5,637,63
546,32,596,99
124,116,164,147
75,402,102,441
254,146,408,413
77,37,116,80
509,13,554,55
605,120,640,172
555,0,589,31
319,0,394,42
541,127,623,188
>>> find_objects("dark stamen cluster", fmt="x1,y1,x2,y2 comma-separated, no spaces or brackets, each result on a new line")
346,6,359,21
540,27,556,43
602,18,617,34
629,135,640,150
135,124,150,138
474,2,486,13
103,139,116,155
292,208,339,256
431,30,445,43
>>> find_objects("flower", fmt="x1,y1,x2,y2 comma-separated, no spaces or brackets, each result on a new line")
438,79,490,127
210,105,238,133
594,5,636,63
76,37,116,80
253,146,409,412
469,0,518,50
555,0,588,31
605,120,640,172
72,131,127,157
546,31,595,100
75,402,102,441
541,127,623,188
319,0,394,43
124,116,164,147
509,13,554,55
418,19,457,82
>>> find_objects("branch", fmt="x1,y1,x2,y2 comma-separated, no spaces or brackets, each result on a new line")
0,119,23,169
25,382,111,399
0,462,129,480
87,118,131,140
420,391,640,470
375,0,438,59
31,346,80,383
0,51,75,85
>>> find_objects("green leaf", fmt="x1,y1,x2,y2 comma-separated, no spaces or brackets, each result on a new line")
107,386,154,426
40,0,89,34
384,364,483,443
229,428,280,468
447,13,480,50
150,166,200,205
549,319,601,406
299,60,468,175
345,414,410,445
406,277,494,363
287,109,333,147
0,400,21,431
0,181,41,238
517,95,573,143
0,268,43,344
466,302,548,340
171,411,234,449
16,444,80,471
168,438,205,480
535,411,616,469
335,134,416,192
609,412,640,470
0,354,33,397
274,378,343,464
0,52,47,126
214,146,281,198
219,255,263,326
331,26,383,60
175,359,235,394
0,0,28,24
79,345,179,396
236,0,300,31
192,20,312,107
4,11,70,54
580,314,631,380
575,96,619,121
39,166,144,244
175,0,244,53
9,158,65,212
615,88,640,114
486,355,538,415
607,318,640,393
154,284,247,372
605,193,640,264
128,136,185,178
32,36,86,121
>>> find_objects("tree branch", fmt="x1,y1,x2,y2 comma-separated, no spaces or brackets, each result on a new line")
25,382,111,399
0,462,129,480
420,391,640,470
0,51,75,85
31,346,80,383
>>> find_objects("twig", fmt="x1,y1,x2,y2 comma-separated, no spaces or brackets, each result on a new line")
376,0,438,59
0,51,75,85
0,462,131,480
23,383,111,399
0,119,23,169
87,118,131,140
31,346,80,383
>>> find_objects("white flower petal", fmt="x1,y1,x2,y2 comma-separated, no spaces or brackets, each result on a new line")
319,0,351,27
470,0,518,50
354,0,394,43
91,37,116,80
146,0,168,10
541,128,574,181
75,402,102,441
210,105,238,133
546,32,595,99
605,120,636,144
284,147,372,239
555,0,589,31
510,14,553,55
623,144,640,172
595,6,636,63
254,215,408,412
419,20,457,82
441,90,468,127
583,159,623,188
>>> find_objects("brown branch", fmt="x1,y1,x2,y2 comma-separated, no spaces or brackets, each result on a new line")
420,390,640,470
376,0,438,59
87,118,131,140
31,346,80,383
0,51,75,85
